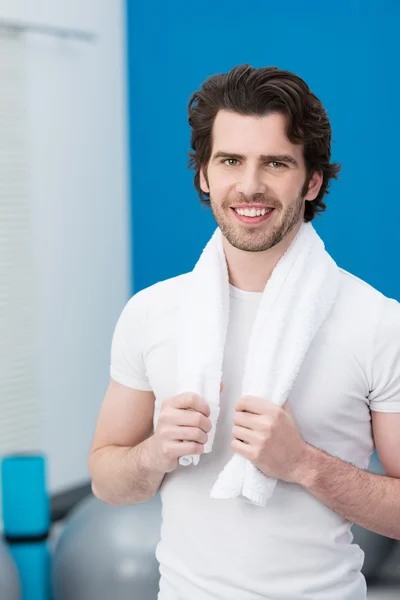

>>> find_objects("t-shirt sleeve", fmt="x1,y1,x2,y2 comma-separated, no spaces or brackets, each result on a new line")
369,295,400,412
109,291,153,391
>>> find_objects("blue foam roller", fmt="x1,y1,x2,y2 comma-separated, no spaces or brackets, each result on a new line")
9,543,51,600
1,454,52,600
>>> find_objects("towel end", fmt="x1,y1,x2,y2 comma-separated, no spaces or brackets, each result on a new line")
179,455,200,467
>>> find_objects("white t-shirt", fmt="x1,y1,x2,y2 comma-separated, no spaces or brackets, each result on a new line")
110,267,400,600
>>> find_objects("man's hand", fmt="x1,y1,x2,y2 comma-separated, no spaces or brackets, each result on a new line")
148,392,213,473
231,396,309,483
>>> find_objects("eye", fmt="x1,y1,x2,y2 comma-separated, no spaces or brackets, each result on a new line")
222,158,239,166
269,161,286,169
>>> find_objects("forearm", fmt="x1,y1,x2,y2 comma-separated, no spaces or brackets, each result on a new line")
297,444,400,540
89,437,166,505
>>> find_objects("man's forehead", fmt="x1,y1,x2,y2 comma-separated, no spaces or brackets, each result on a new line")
212,111,300,146
211,112,303,161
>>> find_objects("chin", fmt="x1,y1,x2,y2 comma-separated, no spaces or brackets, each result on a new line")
224,230,276,253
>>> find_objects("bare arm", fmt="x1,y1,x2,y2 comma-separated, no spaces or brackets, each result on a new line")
231,397,400,538
297,412,400,540
88,379,212,505
88,379,165,505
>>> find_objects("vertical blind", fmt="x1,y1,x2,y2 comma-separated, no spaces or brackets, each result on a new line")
0,30,40,526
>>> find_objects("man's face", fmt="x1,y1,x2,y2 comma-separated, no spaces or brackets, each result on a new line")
199,110,322,252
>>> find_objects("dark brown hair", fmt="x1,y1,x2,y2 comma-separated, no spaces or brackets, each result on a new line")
187,64,341,222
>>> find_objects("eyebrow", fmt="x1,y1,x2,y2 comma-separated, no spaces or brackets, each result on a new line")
211,151,299,167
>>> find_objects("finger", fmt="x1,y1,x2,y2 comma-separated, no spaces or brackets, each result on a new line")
171,392,210,417
231,438,252,459
235,395,275,415
169,426,208,444
233,410,264,430
220,381,224,392
168,441,204,457
232,425,258,445
174,408,212,433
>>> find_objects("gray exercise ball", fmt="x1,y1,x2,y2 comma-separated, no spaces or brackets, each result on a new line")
52,492,162,600
0,538,21,599
351,452,395,579
352,524,395,579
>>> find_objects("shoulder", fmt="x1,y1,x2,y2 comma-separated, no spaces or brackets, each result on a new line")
111,272,190,360
336,268,399,314
335,267,400,341
123,272,190,320
337,268,385,303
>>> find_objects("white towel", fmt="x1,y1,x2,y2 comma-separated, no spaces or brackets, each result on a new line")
176,222,340,507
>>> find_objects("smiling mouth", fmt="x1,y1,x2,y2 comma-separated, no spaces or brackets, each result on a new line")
233,206,274,217
231,206,276,224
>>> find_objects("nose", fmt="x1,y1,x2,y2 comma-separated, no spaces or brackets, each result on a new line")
235,165,266,198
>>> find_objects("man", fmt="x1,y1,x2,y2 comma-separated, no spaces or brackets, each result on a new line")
88,65,400,599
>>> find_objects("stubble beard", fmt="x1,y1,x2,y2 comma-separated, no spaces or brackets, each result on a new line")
209,192,306,253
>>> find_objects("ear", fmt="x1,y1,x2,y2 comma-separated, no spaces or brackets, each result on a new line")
304,170,323,202
199,166,210,194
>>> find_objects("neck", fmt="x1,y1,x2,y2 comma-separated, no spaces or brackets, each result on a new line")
223,223,302,292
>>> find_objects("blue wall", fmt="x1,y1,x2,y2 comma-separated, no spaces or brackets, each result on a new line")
126,0,400,301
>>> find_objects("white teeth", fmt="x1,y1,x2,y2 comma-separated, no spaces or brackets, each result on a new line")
234,207,273,217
